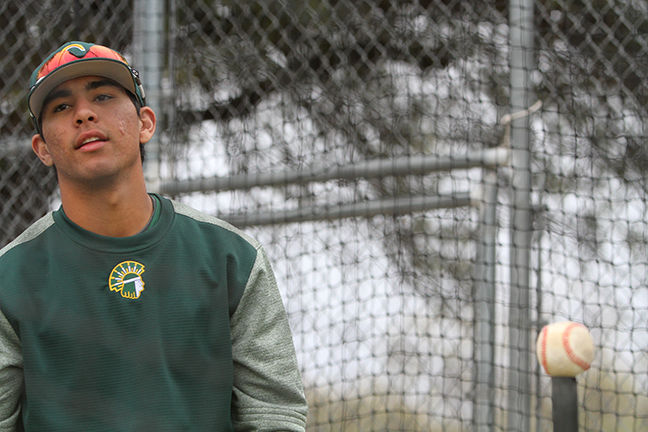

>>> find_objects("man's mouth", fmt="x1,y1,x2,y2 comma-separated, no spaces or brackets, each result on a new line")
81,137,102,146
76,133,107,150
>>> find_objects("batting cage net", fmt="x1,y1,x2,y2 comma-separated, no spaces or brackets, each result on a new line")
1,1,647,430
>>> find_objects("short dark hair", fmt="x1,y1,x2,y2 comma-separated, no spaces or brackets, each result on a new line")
124,90,146,163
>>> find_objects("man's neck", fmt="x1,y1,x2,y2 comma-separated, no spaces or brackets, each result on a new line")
58,176,153,238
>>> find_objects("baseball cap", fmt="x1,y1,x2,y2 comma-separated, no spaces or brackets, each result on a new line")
27,41,146,125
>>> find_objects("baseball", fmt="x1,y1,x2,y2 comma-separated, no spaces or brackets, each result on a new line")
536,321,595,377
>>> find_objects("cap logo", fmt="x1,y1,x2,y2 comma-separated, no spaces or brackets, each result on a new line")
62,43,88,58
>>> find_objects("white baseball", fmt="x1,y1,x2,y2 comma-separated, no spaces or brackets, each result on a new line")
536,321,595,377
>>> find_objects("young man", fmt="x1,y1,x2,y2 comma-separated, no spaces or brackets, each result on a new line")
0,41,308,431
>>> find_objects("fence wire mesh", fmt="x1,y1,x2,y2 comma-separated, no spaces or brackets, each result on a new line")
1,1,647,431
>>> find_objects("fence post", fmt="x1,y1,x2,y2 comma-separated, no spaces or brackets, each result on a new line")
473,169,498,431
507,0,536,430
133,0,164,192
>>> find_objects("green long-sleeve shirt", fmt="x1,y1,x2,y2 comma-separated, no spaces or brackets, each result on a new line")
0,195,307,431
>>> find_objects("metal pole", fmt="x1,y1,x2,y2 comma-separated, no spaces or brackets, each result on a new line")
552,377,578,432
473,169,498,431
507,0,536,430
133,0,164,192
223,192,475,227
159,147,510,195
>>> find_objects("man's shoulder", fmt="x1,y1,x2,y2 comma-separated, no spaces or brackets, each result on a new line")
0,212,56,261
166,197,261,250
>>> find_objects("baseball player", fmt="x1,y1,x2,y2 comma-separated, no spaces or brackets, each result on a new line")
0,41,308,431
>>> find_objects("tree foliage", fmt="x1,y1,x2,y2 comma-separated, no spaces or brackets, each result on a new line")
169,0,648,311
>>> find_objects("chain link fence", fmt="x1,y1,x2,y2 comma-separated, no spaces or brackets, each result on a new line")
1,1,647,430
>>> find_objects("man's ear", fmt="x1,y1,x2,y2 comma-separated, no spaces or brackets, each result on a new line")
139,106,157,144
32,134,54,167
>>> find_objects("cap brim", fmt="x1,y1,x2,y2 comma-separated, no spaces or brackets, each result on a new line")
28,58,137,120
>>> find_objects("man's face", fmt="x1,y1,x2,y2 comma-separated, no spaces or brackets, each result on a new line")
31,75,155,187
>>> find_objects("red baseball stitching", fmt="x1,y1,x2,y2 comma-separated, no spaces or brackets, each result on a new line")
562,322,591,371
540,326,549,374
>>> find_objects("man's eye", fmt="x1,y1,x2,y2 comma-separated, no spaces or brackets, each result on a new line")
53,103,70,113
95,94,113,102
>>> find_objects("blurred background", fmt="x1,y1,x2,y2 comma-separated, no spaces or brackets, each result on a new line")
1,1,647,430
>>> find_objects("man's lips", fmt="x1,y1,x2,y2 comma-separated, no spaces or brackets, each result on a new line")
76,132,108,150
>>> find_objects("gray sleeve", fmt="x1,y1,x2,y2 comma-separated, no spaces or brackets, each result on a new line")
0,309,22,431
230,246,308,431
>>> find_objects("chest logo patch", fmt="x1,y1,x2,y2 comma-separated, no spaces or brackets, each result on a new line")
109,261,146,299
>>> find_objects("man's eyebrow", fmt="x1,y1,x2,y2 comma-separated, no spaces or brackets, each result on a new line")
85,79,122,91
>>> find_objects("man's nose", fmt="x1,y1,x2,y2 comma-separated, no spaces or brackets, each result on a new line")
74,100,97,125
